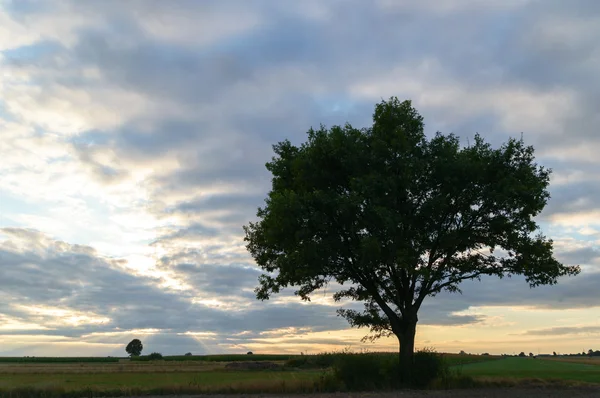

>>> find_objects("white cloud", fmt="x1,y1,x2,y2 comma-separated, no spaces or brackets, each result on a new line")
0,0,599,356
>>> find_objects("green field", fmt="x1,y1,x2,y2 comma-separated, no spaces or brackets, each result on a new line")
459,357,600,384
0,354,599,397
0,370,321,391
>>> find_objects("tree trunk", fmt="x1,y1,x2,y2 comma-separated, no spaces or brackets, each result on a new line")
397,318,417,385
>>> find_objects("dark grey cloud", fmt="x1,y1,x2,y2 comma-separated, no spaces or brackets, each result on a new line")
426,270,600,314
555,247,600,267
542,180,600,219
521,326,600,336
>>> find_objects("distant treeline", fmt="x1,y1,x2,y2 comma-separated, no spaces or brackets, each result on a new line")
551,350,600,357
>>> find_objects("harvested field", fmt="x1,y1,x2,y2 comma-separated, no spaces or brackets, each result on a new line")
541,357,600,366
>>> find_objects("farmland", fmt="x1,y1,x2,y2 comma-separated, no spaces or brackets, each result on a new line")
541,356,600,366
0,354,599,397
459,357,600,384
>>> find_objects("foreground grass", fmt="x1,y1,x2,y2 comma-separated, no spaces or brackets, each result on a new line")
0,370,323,391
458,357,600,384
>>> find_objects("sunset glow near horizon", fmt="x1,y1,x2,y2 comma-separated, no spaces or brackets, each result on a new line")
1,0,599,357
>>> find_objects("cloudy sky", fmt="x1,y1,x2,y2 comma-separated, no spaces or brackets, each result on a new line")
1,0,599,357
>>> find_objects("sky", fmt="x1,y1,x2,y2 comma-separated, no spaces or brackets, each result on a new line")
0,0,599,357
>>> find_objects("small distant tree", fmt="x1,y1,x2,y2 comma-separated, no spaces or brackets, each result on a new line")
126,339,143,357
184,352,192,356
519,352,526,357
528,352,534,357
553,351,557,356
247,351,254,355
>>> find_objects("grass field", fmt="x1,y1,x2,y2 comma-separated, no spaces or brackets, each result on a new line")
0,370,322,391
458,357,600,384
0,354,598,397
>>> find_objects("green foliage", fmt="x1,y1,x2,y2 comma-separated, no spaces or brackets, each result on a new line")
411,349,449,388
285,352,339,369
244,96,579,378
284,351,498,371
332,352,395,390
125,339,143,357
327,349,450,390
147,352,163,360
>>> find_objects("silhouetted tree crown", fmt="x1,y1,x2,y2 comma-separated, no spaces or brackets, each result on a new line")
125,339,143,357
244,97,580,382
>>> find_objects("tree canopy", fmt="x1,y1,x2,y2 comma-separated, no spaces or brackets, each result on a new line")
125,339,143,357
243,97,580,379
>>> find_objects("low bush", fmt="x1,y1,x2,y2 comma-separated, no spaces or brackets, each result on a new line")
411,349,449,388
326,349,451,390
147,352,163,360
333,352,395,390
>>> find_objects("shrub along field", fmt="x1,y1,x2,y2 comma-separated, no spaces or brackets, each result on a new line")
0,353,598,397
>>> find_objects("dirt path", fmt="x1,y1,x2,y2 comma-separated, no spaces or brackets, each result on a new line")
143,388,600,398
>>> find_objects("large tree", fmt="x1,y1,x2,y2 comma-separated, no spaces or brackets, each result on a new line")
243,97,580,381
